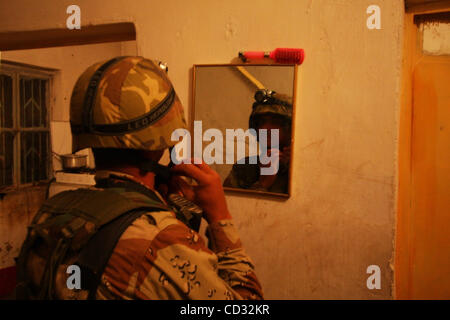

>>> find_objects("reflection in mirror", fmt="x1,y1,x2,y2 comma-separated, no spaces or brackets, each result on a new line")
193,64,296,197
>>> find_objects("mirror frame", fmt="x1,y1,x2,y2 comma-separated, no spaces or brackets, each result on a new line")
191,63,298,199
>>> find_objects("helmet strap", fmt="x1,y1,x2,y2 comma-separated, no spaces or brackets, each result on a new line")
138,146,175,186
81,56,128,134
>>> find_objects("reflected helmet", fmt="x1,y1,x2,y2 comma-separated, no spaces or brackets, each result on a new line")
70,56,186,152
249,89,292,130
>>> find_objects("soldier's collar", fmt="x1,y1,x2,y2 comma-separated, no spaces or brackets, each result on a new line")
95,170,153,191
95,170,167,204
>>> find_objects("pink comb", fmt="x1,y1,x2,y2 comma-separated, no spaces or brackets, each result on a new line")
239,48,305,65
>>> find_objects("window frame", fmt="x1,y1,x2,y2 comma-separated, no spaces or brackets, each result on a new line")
0,60,56,192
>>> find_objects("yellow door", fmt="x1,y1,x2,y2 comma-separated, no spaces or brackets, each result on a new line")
409,57,450,299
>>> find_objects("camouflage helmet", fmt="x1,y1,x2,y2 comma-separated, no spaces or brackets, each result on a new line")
249,89,292,130
70,56,186,152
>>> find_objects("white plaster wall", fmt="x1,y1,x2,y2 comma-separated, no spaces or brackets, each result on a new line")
0,0,404,299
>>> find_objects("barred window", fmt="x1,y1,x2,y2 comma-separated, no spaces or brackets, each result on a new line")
0,62,52,190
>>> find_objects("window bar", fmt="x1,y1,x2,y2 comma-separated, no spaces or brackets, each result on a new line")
18,75,23,185
20,78,23,128
31,79,34,129
31,131,35,183
4,134,7,186
38,80,41,127
39,131,42,181
0,75,1,186
1,76,4,128
41,132,44,180
36,80,39,127
1,133,4,186
45,132,48,180
1,75,5,128
41,80,44,128
13,74,18,186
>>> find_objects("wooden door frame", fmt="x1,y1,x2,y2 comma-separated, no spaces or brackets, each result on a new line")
395,6,450,299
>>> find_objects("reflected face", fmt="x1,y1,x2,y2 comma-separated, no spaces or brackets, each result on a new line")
256,115,291,149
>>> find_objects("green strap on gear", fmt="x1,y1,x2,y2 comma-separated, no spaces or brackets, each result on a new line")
15,186,169,300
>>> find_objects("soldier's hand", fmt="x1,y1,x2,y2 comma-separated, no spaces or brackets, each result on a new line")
171,160,231,224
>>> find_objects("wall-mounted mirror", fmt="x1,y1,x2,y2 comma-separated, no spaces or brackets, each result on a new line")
192,64,297,198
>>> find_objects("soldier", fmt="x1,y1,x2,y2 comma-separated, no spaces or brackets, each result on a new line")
15,56,263,300
223,90,292,194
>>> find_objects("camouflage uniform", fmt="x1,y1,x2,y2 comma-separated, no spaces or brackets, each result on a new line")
17,56,263,300
97,171,262,300
24,171,263,300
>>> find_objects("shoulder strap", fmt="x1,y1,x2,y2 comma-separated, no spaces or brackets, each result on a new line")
40,187,167,226
97,177,203,232
16,185,170,300
77,180,171,299
78,208,154,300
39,188,168,248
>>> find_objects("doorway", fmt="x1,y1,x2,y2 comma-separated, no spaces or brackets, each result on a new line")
396,10,450,299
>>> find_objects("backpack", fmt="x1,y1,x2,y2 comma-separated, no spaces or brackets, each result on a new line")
15,179,171,300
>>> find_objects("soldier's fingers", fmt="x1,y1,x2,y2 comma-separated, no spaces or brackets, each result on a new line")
171,163,208,184
170,176,195,201
185,157,217,176
193,161,215,175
